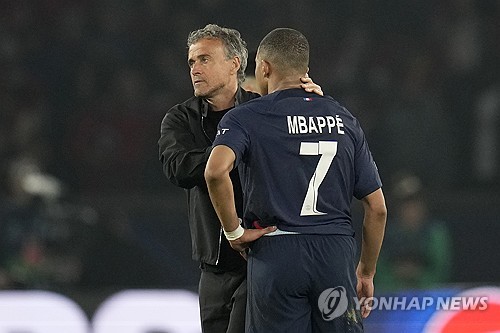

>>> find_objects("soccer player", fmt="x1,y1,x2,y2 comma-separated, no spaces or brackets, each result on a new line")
205,28,387,332
158,24,322,333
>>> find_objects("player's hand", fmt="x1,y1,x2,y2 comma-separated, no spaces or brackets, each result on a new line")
300,75,323,96
229,226,277,254
356,272,375,318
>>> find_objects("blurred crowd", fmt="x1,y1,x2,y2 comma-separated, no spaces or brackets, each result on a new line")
0,0,499,290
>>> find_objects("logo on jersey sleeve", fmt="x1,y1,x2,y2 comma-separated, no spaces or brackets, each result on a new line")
216,128,230,136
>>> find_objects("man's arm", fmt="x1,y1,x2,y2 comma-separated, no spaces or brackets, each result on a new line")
205,145,275,253
300,76,323,96
159,107,211,189
356,188,387,318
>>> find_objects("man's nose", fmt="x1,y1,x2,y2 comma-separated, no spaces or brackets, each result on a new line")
191,62,201,75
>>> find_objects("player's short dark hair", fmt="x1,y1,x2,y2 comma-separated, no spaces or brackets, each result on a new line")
187,24,248,84
257,28,309,75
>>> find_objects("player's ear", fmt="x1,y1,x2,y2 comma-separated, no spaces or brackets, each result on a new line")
255,59,265,77
262,60,271,78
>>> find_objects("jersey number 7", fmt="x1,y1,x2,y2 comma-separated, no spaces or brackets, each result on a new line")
299,141,338,216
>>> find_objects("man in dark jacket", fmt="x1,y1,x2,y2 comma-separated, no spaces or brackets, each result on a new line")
158,24,322,333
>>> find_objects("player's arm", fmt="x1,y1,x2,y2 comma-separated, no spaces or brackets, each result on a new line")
356,187,387,318
205,145,275,253
205,145,239,231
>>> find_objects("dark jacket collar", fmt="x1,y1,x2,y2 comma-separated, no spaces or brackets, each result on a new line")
199,87,259,117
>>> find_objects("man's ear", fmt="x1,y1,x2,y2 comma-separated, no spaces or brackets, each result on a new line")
232,56,241,74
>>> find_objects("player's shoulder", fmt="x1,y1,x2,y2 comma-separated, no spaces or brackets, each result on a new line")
321,94,358,119
231,93,270,116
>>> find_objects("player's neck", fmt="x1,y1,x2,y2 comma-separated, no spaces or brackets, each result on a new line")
268,76,303,94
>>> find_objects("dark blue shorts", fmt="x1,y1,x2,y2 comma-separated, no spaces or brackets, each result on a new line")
246,234,363,333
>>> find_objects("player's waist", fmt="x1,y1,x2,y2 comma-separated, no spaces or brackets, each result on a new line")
252,220,354,236
263,228,300,236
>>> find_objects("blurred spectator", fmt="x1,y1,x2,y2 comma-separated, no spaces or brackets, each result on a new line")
67,67,151,191
376,48,454,186
376,173,453,291
0,157,89,289
473,85,500,185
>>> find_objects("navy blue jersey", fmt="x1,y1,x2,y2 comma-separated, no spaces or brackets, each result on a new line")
213,88,382,235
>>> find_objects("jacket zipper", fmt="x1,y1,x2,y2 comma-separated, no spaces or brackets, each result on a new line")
202,115,222,265
216,228,223,265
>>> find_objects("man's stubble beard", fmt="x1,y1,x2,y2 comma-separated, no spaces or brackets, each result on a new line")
194,82,226,99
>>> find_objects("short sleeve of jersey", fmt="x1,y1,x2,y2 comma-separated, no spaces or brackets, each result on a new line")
353,120,382,199
212,109,249,168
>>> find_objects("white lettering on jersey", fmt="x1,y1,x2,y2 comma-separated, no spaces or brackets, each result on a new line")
287,115,345,135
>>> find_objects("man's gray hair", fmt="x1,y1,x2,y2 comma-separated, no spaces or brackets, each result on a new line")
187,24,248,84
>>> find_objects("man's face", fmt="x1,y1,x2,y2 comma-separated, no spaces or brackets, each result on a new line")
188,38,236,98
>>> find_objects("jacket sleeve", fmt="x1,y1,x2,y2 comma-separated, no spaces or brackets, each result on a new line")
158,106,212,189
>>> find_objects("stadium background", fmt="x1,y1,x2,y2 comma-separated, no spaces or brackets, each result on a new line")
0,0,499,329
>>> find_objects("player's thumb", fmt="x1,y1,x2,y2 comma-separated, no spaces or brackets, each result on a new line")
247,226,277,240
260,226,277,235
